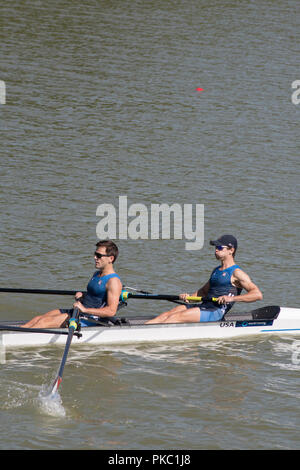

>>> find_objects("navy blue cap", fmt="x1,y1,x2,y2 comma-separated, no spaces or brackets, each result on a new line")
210,234,238,250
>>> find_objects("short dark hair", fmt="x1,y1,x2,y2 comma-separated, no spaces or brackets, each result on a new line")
96,240,119,263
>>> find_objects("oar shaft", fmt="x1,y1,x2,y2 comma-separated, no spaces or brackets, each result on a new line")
124,293,184,301
1,287,218,303
0,324,81,336
0,288,78,296
121,291,218,302
50,308,80,395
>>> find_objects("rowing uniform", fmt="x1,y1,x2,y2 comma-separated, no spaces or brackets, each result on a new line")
60,272,121,327
187,264,242,322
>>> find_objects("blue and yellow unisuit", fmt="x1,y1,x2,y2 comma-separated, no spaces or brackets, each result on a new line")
187,264,242,322
60,272,121,327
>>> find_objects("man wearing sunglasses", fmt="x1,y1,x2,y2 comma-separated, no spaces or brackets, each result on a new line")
23,240,123,328
147,234,263,324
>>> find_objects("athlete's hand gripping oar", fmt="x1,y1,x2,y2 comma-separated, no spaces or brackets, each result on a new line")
49,308,80,396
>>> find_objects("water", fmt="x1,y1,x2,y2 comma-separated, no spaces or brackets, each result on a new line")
0,0,299,450
1,338,299,450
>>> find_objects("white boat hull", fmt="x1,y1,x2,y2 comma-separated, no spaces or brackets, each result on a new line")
0,307,300,350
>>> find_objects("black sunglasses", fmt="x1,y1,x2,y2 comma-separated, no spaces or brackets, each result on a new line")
215,244,233,251
94,251,110,259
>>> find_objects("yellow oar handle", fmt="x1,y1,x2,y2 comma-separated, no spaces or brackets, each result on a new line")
185,296,219,302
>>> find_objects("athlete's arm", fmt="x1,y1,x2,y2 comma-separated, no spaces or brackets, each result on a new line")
196,281,210,298
218,269,263,304
179,281,210,302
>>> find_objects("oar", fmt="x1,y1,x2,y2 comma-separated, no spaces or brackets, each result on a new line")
0,323,81,337
49,308,80,396
122,286,183,305
121,291,218,303
0,286,218,303
0,288,78,295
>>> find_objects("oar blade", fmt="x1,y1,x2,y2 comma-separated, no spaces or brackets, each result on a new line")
50,376,63,396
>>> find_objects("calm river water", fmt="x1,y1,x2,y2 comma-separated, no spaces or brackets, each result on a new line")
0,0,299,451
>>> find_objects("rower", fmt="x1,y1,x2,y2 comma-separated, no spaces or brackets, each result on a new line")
146,235,263,324
22,240,123,329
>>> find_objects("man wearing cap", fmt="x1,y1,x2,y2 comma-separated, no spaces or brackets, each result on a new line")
146,235,263,324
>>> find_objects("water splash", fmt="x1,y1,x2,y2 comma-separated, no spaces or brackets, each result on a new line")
37,385,66,418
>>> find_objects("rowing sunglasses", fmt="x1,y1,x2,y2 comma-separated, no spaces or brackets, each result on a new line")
215,245,230,251
94,251,111,259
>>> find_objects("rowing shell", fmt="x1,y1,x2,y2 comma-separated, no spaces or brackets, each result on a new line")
0,306,300,351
